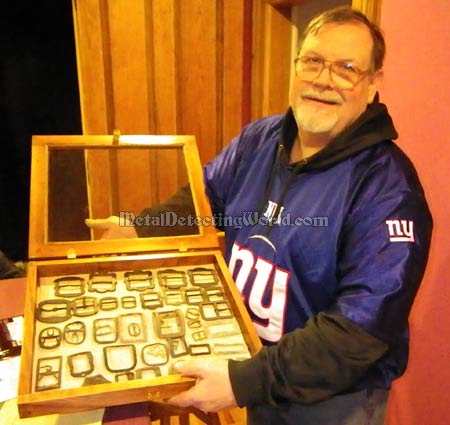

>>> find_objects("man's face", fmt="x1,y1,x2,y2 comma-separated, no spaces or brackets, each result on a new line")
290,22,380,138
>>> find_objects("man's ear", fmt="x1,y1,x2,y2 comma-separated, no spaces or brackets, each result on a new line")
368,70,383,103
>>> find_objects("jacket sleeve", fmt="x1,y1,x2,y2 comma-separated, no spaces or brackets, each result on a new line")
229,149,433,407
134,185,197,237
229,312,389,406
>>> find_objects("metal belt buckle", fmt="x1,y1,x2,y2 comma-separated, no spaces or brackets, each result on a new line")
184,288,205,304
124,270,154,291
192,330,207,341
115,371,135,382
205,322,240,338
212,343,248,356
141,343,169,366
54,276,85,297
204,286,226,302
185,307,202,329
104,344,137,373
121,296,137,309
136,366,161,379
189,343,211,356
38,327,62,349
153,310,185,339
199,301,233,321
93,317,118,344
188,267,219,288
119,313,146,343
72,296,98,317
63,321,86,345
168,337,189,358
68,351,95,377
157,269,187,290
99,296,119,311
35,356,62,392
140,291,163,309
37,299,72,323
163,289,185,306
88,272,117,293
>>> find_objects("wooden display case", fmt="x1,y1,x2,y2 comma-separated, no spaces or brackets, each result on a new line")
17,135,261,418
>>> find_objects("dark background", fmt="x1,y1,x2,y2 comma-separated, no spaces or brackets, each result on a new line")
0,1,81,260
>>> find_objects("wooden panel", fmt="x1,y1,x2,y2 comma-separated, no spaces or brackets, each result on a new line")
250,0,265,121
73,0,114,222
151,0,178,134
115,149,153,215
178,0,219,164
105,1,155,212
149,0,181,204
85,149,114,240
222,0,245,147
107,0,151,133
267,0,302,6
151,148,190,206
252,0,293,120
264,6,292,115
242,0,253,128
352,0,382,24
72,0,110,134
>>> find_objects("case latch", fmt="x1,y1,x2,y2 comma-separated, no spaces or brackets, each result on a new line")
113,129,121,144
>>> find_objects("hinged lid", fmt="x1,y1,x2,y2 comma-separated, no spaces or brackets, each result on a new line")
28,135,219,260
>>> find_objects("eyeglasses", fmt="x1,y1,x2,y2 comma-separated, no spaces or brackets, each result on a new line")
294,56,372,89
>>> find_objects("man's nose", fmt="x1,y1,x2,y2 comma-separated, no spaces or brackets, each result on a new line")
312,63,334,88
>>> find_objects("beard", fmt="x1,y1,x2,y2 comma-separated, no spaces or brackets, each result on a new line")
293,102,339,133
292,88,343,133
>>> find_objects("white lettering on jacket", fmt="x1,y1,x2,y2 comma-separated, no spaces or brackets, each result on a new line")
264,200,284,224
229,243,288,342
385,219,415,242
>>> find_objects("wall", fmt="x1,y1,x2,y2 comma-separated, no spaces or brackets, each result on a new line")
380,2,450,424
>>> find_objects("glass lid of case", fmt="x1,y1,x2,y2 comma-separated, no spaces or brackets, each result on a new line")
28,135,218,259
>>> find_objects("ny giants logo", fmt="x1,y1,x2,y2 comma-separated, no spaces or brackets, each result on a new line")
385,219,414,242
229,243,288,342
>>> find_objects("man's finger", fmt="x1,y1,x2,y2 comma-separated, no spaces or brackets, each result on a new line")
173,359,206,378
85,217,117,229
167,388,196,408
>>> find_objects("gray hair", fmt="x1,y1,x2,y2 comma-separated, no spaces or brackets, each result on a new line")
299,6,386,72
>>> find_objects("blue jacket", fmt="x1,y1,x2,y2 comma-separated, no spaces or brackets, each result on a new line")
204,103,432,406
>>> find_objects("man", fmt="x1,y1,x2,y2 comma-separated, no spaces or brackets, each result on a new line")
90,7,432,425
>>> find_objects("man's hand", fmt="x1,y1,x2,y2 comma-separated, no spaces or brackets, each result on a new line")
85,216,138,239
167,357,238,413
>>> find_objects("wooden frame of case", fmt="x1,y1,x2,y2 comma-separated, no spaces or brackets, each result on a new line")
18,135,262,418
28,135,220,259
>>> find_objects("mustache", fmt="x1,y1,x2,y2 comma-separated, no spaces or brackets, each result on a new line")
300,89,343,105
